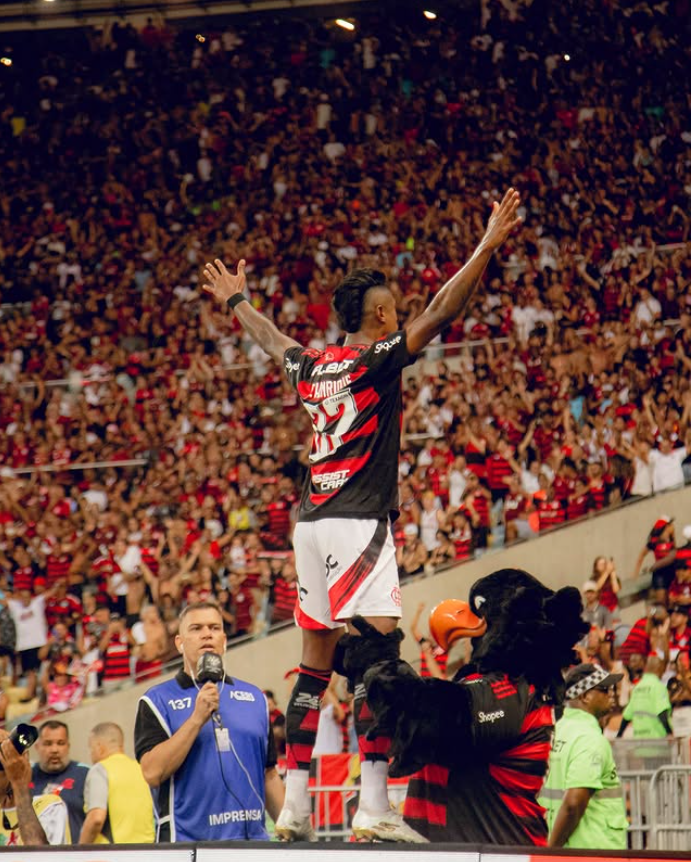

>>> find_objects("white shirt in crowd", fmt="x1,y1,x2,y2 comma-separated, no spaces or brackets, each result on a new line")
512,304,540,344
633,295,661,327
8,594,48,651
323,141,345,162
448,468,468,509
521,468,541,496
630,456,653,497
648,447,687,493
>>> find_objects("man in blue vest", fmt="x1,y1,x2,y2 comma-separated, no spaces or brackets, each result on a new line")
134,601,285,841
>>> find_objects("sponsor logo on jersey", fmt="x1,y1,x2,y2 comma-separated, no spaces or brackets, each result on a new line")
478,709,505,724
391,586,402,606
374,335,402,354
311,359,356,377
313,469,350,490
229,690,256,702
285,358,300,373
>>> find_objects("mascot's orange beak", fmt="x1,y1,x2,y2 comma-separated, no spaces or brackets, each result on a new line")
428,599,488,652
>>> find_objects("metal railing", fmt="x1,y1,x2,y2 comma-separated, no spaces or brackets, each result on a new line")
649,765,691,850
620,769,651,850
309,783,358,841
304,741,691,847
612,737,689,772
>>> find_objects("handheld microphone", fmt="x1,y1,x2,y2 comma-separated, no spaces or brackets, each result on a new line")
196,652,225,728
196,652,224,684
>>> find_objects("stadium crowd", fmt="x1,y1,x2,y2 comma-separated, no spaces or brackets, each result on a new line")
0,0,690,714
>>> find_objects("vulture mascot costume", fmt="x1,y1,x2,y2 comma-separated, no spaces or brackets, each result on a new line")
336,568,588,844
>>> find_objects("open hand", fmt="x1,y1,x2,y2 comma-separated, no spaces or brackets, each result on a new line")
483,189,522,252
203,259,246,304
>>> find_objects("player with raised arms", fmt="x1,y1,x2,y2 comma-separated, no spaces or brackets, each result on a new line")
202,188,521,841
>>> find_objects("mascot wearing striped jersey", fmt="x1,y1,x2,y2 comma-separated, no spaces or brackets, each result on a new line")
336,568,588,844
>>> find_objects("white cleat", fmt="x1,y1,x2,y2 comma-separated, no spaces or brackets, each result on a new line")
275,806,318,842
352,806,428,843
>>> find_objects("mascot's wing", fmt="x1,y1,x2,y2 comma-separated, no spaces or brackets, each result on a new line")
335,616,476,777
363,661,475,777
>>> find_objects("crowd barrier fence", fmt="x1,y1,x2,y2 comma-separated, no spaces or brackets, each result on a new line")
303,744,691,849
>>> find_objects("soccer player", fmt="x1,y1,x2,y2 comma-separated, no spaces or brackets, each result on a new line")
202,188,521,841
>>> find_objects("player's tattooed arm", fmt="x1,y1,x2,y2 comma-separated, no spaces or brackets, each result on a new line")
203,259,299,363
405,189,521,356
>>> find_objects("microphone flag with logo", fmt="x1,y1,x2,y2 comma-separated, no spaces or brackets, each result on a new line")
196,652,224,684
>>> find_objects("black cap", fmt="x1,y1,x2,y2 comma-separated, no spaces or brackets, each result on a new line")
564,663,623,699
669,605,690,615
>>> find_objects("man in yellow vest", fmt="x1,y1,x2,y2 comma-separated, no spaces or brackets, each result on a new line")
79,722,154,844
540,663,628,849
617,655,673,739
0,727,69,846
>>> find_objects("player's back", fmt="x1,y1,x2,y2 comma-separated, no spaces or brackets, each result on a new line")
283,332,415,522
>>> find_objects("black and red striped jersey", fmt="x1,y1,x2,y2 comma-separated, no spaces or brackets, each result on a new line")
566,492,591,521
12,564,37,592
648,536,675,560
46,551,71,586
486,453,513,491
617,616,651,664
536,499,565,531
284,333,415,522
674,543,691,573
272,575,298,622
504,492,527,523
404,670,553,845
420,646,448,679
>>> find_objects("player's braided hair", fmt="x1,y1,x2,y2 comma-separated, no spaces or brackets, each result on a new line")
332,268,387,333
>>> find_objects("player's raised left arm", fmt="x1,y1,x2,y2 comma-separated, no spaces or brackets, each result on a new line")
203,259,300,363
405,189,521,356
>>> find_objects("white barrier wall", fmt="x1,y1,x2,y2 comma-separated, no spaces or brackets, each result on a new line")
0,846,685,859
53,487,691,763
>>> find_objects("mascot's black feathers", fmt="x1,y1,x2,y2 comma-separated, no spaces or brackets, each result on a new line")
332,619,404,681
341,568,589,777
468,568,589,704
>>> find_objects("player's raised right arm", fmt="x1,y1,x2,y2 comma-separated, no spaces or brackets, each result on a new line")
203,259,300,363
405,189,521,356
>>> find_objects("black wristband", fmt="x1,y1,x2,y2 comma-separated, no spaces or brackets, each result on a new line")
227,294,249,311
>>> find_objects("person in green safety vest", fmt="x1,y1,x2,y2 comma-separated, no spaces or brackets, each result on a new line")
617,655,673,739
540,663,628,849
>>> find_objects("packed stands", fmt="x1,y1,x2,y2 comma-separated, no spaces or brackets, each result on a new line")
0,0,690,717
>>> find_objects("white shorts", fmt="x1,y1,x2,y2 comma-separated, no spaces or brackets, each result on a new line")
292,518,402,630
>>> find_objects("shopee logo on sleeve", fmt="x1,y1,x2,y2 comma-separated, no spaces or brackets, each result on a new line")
374,335,402,354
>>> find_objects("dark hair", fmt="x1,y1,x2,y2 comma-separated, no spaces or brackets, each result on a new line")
333,268,387,333
39,720,69,738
